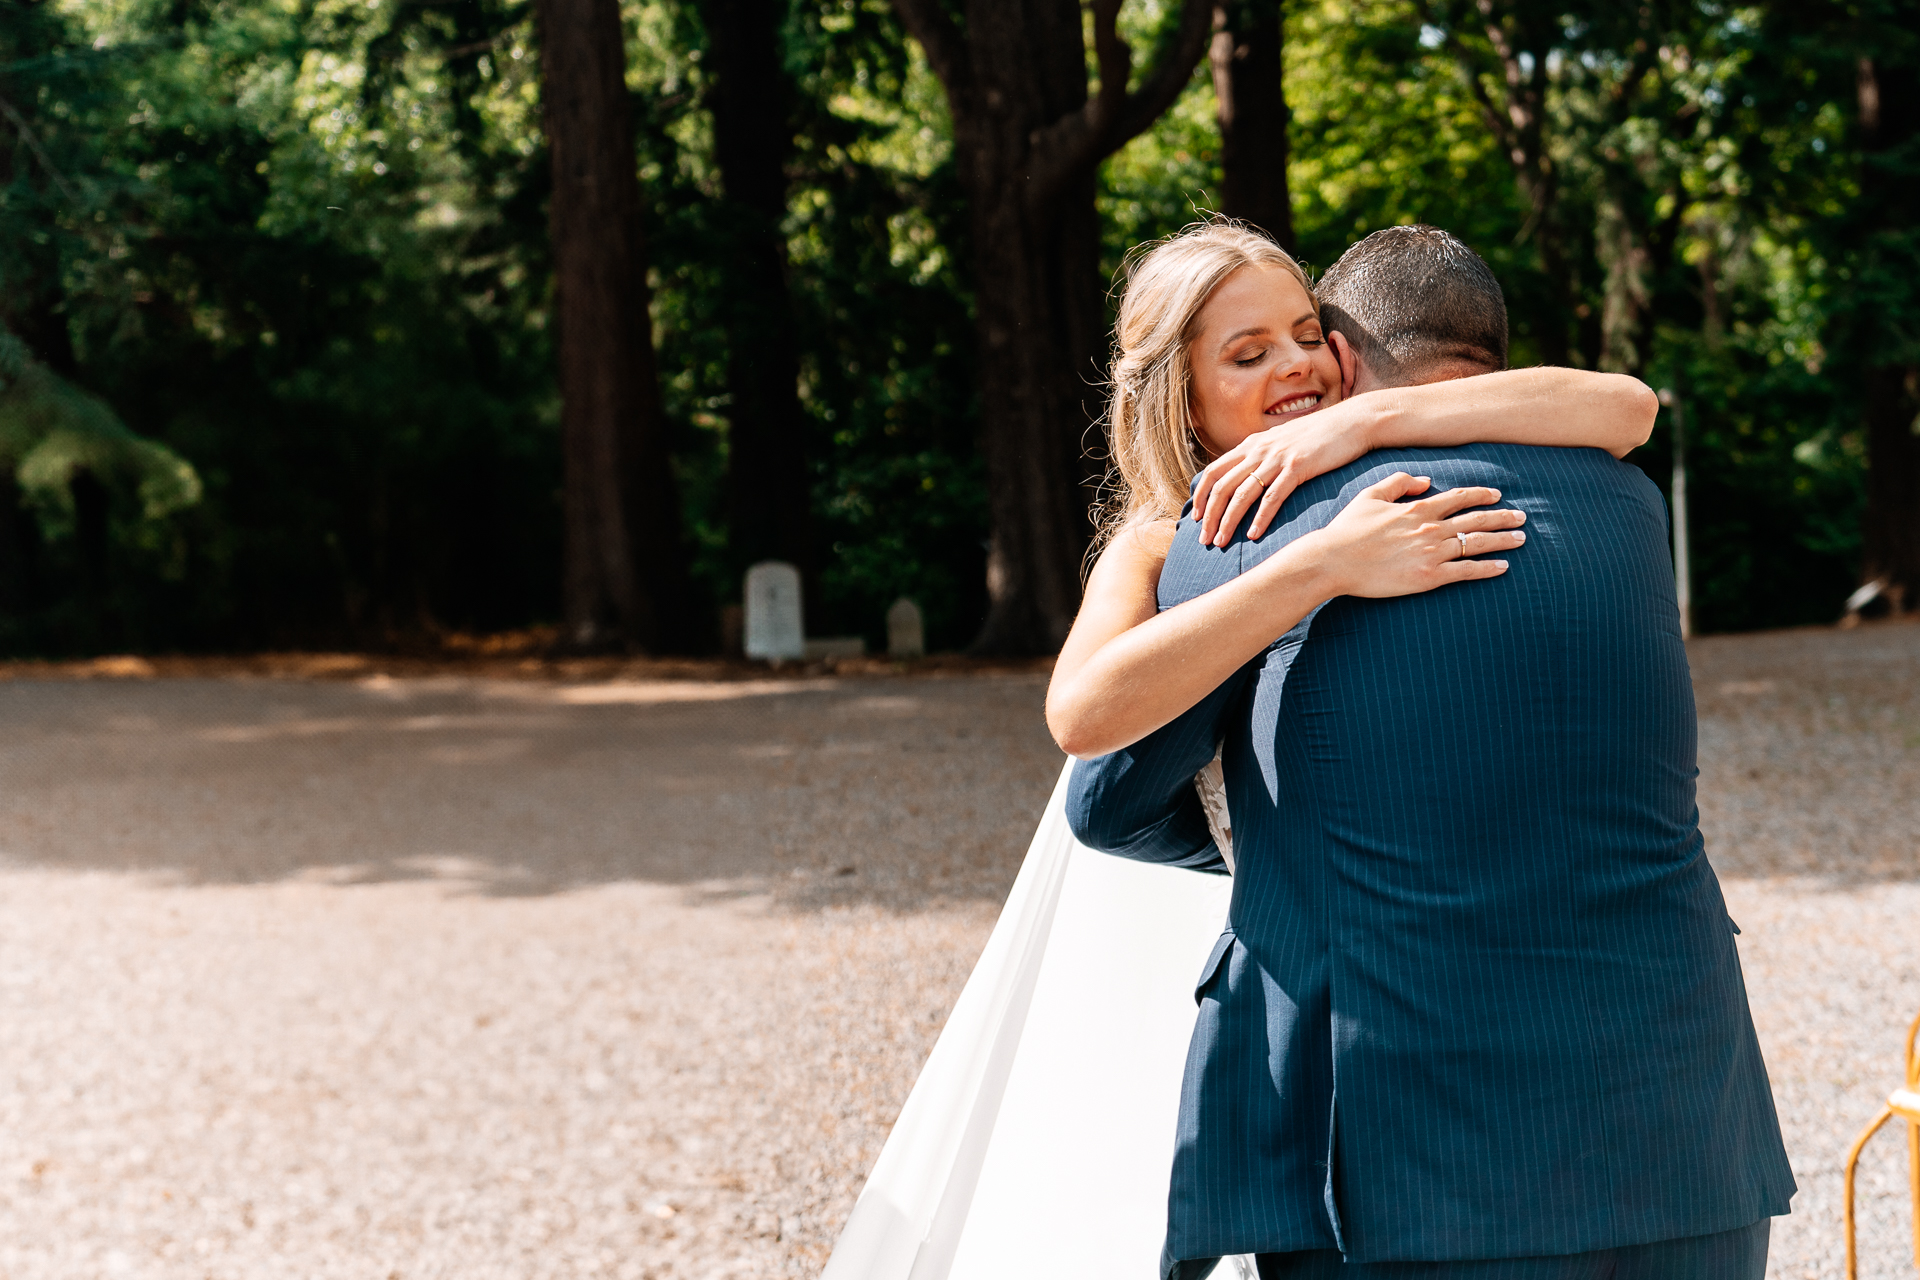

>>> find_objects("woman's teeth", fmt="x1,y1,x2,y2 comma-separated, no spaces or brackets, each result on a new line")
1270,394,1320,414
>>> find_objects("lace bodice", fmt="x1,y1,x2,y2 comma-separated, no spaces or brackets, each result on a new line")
1193,748,1234,873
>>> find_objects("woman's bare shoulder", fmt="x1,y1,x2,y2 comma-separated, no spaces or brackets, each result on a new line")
1111,517,1178,563
1087,518,1178,599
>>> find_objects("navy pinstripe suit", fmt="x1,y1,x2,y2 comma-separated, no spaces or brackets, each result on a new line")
1066,444,1794,1270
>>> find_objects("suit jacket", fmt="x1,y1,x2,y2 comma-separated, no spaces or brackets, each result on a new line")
1066,443,1794,1265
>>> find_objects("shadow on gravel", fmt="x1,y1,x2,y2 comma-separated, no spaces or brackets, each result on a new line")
2,620,1914,909
0,671,1066,912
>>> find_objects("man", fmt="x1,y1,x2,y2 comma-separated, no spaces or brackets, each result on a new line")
1066,226,1794,1279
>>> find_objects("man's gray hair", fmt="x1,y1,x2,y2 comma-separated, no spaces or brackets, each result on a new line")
1316,225,1509,384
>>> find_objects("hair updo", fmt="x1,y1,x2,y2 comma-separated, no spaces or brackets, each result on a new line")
1096,219,1315,555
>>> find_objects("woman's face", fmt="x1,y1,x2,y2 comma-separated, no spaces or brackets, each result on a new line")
1187,264,1342,458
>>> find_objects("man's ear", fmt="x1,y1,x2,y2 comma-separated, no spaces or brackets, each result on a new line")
1329,330,1359,400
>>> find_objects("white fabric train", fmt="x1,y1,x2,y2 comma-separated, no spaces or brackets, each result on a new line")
822,760,1256,1280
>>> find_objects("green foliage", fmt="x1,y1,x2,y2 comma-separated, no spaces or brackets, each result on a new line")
0,358,201,523
640,0,984,649
0,0,1894,651
1277,0,1871,630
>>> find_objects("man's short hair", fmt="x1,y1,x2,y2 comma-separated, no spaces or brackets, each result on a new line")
1316,225,1508,383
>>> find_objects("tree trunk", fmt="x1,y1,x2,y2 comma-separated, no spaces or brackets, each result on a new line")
1209,0,1293,251
967,165,1111,653
1859,363,1920,611
539,0,695,651
1852,52,1920,610
700,0,814,590
892,0,1213,652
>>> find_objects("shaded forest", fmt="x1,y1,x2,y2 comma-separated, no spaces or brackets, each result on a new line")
0,0,1912,655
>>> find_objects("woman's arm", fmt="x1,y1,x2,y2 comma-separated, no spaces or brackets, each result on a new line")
1195,367,1658,546
1046,474,1525,759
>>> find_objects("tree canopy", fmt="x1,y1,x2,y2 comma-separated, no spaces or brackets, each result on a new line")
0,0,1904,654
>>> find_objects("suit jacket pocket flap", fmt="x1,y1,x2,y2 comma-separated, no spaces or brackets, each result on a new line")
1195,928,1236,1005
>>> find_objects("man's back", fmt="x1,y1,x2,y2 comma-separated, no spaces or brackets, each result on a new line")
1073,444,1794,1263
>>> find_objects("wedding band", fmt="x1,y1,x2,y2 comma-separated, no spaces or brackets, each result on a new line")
1456,532,1470,556
1247,473,1266,488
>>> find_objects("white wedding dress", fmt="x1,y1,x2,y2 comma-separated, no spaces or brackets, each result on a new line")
822,760,1257,1279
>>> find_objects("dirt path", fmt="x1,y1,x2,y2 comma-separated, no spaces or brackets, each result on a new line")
0,625,1915,1278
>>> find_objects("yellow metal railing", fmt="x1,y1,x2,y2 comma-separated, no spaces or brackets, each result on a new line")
1844,1011,1920,1279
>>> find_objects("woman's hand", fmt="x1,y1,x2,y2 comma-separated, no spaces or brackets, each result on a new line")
1303,473,1527,599
1192,413,1369,548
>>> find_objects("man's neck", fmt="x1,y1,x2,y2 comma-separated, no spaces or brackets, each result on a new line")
1356,359,1498,394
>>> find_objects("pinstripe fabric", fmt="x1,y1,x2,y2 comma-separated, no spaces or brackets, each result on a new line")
1253,1216,1770,1277
1065,444,1795,1269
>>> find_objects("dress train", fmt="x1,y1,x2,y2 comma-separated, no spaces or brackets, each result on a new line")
822,761,1255,1279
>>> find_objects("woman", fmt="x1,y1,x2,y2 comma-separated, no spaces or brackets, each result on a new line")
822,223,1656,1280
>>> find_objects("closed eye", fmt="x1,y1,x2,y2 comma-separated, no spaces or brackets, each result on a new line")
1233,348,1268,367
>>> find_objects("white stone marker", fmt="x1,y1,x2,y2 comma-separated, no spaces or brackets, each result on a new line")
887,597,925,659
744,561,805,661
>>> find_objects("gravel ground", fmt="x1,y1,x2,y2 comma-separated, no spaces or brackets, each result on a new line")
0,624,1915,1278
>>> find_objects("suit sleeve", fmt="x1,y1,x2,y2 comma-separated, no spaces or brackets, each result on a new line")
1063,665,1253,874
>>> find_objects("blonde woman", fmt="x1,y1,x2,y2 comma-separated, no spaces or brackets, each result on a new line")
822,224,1656,1280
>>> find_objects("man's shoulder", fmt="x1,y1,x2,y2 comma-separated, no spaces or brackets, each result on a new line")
1157,509,1243,608
1266,442,1661,553
1302,441,1643,497
1157,443,1659,609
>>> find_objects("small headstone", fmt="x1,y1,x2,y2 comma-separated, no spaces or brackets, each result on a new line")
744,561,805,661
887,597,925,659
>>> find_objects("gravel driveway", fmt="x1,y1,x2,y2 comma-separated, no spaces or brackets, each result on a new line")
0,624,1916,1278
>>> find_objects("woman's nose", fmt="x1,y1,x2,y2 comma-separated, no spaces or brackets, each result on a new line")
1270,343,1311,378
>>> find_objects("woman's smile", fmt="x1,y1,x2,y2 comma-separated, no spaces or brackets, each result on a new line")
1266,392,1322,417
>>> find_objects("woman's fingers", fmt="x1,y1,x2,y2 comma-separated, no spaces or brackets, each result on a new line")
1243,468,1299,541
1216,465,1300,545
1210,474,1269,546
1437,557,1511,581
1197,457,1253,541
1355,472,1433,504
1413,484,1503,519
1441,507,1527,536
1192,458,1231,526
1446,528,1528,559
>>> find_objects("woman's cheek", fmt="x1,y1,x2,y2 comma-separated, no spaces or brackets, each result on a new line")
1314,349,1344,404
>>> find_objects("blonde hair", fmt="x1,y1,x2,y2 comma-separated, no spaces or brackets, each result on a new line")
1094,220,1316,555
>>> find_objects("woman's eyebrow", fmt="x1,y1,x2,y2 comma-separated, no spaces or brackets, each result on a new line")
1290,311,1321,329
1219,325,1270,349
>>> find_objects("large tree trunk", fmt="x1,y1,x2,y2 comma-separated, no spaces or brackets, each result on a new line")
701,0,814,588
539,0,695,651
1209,0,1293,250
967,167,1110,653
1852,52,1920,611
893,0,1212,653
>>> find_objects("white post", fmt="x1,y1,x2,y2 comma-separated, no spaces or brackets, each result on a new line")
1658,388,1692,639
